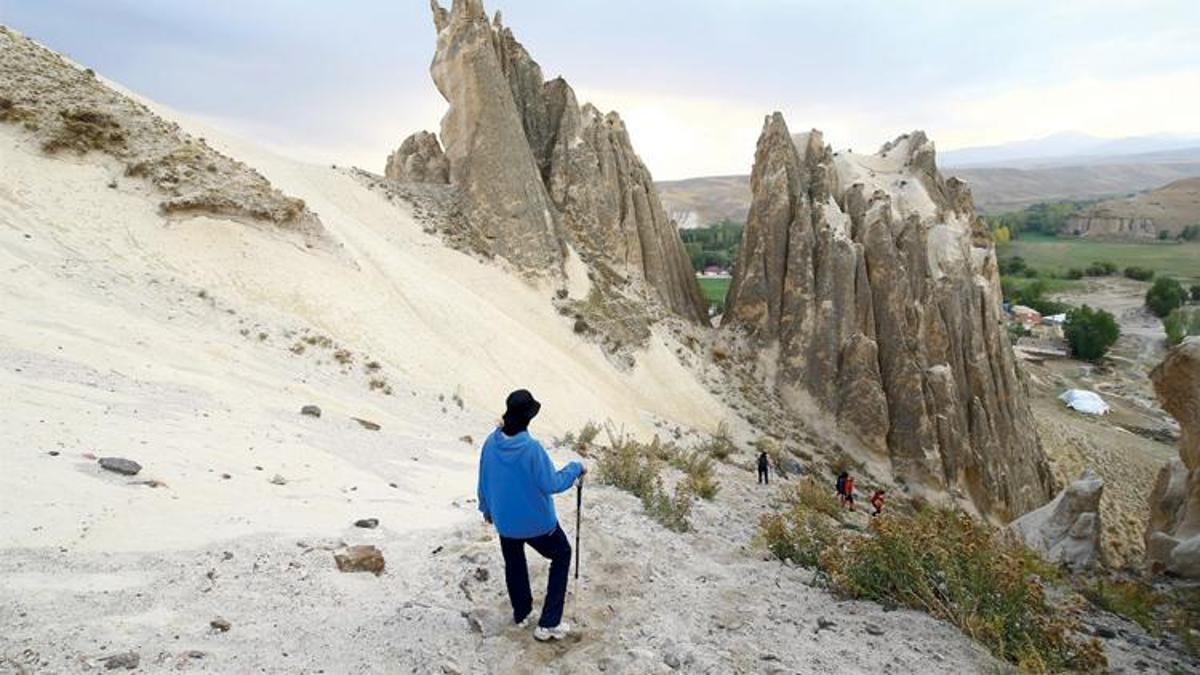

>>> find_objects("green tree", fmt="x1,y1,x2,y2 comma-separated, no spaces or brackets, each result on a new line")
1191,284,1200,302
1064,305,1120,362
1146,277,1187,318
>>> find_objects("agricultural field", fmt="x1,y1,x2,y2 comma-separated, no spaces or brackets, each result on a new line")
697,277,731,308
998,235,1200,284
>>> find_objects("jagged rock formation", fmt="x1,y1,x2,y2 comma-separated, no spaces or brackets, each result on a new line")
0,27,321,233
385,131,449,184
724,112,1055,520
1146,337,1200,577
1064,213,1158,239
1008,470,1105,570
425,0,706,322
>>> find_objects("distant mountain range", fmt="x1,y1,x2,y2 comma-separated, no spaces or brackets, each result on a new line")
658,132,1200,222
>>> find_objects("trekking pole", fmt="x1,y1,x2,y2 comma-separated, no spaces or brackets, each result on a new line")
574,476,583,581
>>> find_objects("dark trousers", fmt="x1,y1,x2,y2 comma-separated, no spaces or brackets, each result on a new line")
758,467,769,484
499,524,571,628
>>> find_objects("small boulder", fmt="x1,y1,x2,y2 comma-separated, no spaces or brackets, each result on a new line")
269,474,287,486
334,545,385,575
1007,469,1104,570
352,417,381,431
300,405,321,418
101,652,140,670
210,617,231,632
99,457,142,476
354,518,379,529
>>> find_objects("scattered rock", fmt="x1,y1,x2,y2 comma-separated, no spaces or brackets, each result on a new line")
1094,625,1118,639
473,566,489,582
210,617,231,632
101,652,139,670
663,652,681,669
334,545,385,575
48,450,59,456
815,617,836,632
864,623,884,636
459,435,474,445
1006,469,1104,570
388,482,399,489
354,518,379,529
352,417,381,431
269,474,287,486
98,457,142,476
300,405,321,418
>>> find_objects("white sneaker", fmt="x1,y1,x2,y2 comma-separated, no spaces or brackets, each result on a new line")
516,615,533,628
533,623,571,642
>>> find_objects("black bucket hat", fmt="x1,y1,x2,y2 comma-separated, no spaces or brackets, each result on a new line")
503,389,541,426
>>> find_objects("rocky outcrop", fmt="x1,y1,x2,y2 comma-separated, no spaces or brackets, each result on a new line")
425,0,706,322
385,131,449,184
1008,470,1105,570
724,113,1055,520
1065,213,1158,239
1146,337,1200,577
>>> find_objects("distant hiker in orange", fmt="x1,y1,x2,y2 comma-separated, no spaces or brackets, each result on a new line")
843,474,856,510
757,450,770,485
870,489,885,517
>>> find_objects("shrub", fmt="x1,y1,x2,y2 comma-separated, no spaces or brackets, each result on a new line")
1164,307,1200,346
783,477,843,521
820,509,1106,672
1146,277,1187,318
1084,260,1117,276
759,508,836,569
1065,268,1084,280
670,449,720,501
1179,224,1200,241
1001,278,1069,315
595,430,693,531
1192,284,1200,302
699,421,736,461
1158,230,1172,241
1064,305,1120,362
1083,579,1162,632
1123,266,1155,282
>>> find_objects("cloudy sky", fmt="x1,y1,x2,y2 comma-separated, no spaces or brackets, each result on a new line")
4,0,1198,179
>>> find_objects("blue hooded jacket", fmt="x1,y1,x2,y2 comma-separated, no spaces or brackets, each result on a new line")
477,428,583,539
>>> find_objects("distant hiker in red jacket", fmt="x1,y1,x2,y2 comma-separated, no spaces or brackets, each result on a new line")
870,489,885,517
843,475,856,510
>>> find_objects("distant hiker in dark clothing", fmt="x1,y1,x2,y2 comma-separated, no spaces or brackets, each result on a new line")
757,451,770,485
477,389,584,642
836,471,848,504
870,489,886,517
843,475,856,510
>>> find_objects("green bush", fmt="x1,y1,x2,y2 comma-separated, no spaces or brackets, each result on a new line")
1065,268,1084,280
820,509,1107,672
1002,278,1069,315
1146,277,1188,318
1064,305,1120,362
1084,260,1118,276
1123,266,1155,282
1192,284,1200,302
670,449,720,501
699,421,736,461
1164,307,1200,346
1083,579,1162,633
1158,230,1172,241
594,430,698,531
1180,224,1200,241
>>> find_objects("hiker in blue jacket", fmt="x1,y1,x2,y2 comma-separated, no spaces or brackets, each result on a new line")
478,389,584,642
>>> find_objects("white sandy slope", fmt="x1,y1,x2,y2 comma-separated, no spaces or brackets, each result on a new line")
0,101,1005,673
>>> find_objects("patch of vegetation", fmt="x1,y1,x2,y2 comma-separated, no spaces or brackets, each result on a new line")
680,220,742,272
669,449,720,501
1084,260,1118,277
1165,307,1200,346
1064,305,1120,362
1082,579,1163,633
1147,277,1188,318
1002,277,1071,315
697,277,731,312
998,237,1200,284
364,360,381,373
698,421,736,461
1123,266,1156,282
988,200,1097,238
368,377,393,395
303,334,335,349
761,506,1106,672
333,349,353,365
41,108,126,154
556,421,602,457
1180,225,1200,242
595,430,694,532
1192,284,1200,302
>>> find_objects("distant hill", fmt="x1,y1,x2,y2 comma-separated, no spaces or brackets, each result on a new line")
1064,177,1200,238
659,134,1200,223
